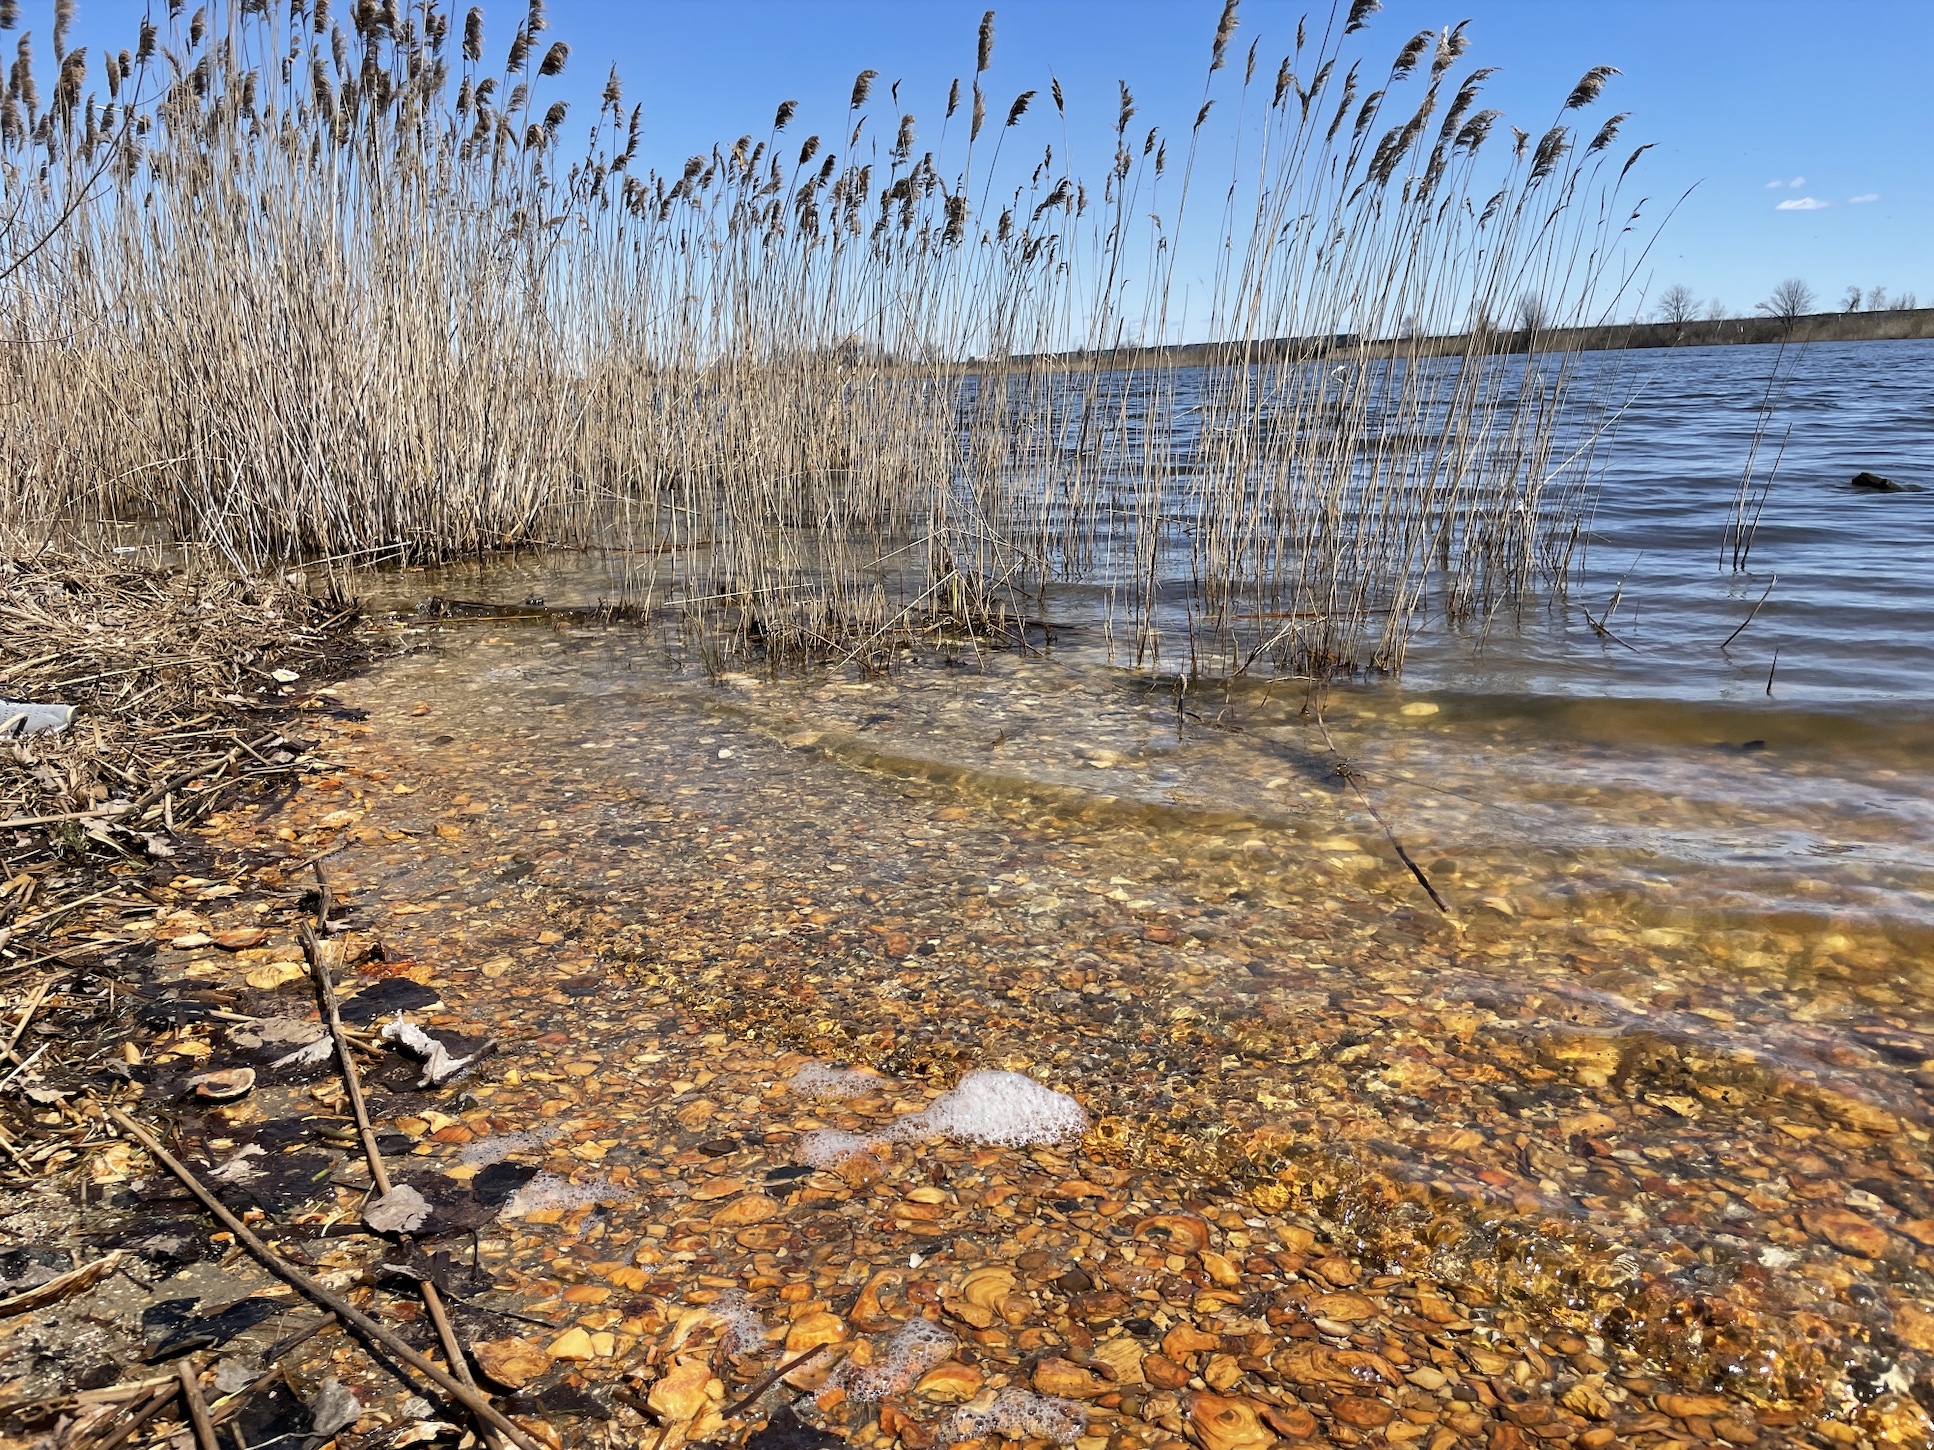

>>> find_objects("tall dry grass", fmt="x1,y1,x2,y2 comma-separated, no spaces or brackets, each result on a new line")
0,0,1650,677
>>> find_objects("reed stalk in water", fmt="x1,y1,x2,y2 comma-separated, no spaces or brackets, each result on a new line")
0,0,1647,678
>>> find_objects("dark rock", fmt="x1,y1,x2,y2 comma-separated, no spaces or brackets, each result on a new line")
734,1404,844,1450
337,977,441,1024
144,1296,286,1360
1851,471,1911,492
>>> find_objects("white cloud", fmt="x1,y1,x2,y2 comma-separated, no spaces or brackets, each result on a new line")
1764,176,1805,189
1849,192,1880,204
1765,179,1784,188
1775,196,1831,211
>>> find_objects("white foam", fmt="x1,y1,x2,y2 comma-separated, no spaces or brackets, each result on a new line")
457,1126,563,1167
839,1319,956,1403
794,1128,883,1168
791,1069,1087,1169
945,1389,1087,1444
789,1061,887,1100
708,1291,773,1355
503,1172,635,1217
888,1070,1088,1148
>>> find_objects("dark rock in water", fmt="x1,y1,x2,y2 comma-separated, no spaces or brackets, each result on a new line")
144,1296,285,1360
1850,470,1909,492
337,976,441,1023
730,1405,845,1450
232,1379,313,1450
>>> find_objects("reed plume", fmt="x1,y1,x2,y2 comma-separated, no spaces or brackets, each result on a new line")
0,0,1646,680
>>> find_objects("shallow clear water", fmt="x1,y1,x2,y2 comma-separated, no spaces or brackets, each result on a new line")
341,337,1934,1398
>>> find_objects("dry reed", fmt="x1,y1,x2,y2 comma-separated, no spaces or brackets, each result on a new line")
0,0,1649,678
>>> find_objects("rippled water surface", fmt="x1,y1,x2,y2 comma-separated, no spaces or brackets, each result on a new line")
340,338,1934,1400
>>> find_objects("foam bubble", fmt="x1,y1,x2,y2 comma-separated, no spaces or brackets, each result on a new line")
839,1319,956,1403
794,1128,884,1168
504,1172,635,1217
889,1070,1088,1148
707,1291,773,1355
791,1069,1087,1168
945,1389,1087,1445
457,1125,563,1167
789,1061,887,1100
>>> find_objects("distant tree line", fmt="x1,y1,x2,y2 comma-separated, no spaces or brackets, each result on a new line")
1651,278,1920,328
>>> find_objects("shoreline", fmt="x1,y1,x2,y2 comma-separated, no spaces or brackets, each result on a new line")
1019,309,1934,372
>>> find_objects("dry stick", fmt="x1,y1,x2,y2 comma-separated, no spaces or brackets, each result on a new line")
1,976,53,1065
174,1362,217,1450
719,1344,829,1421
0,805,132,829
299,922,503,1450
85,1383,180,1450
1313,713,1453,917
102,1108,544,1450
311,860,335,936
261,1311,338,1365
1721,573,1778,651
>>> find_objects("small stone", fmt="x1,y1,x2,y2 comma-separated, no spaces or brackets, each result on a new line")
1259,1405,1316,1440
1561,1383,1613,1421
1305,1291,1376,1322
1143,1353,1191,1391
1202,1354,1243,1392
1309,1257,1358,1286
1197,1251,1241,1288
547,1327,597,1361
648,1357,717,1422
1136,1214,1212,1254
1090,1339,1145,1387
710,1194,780,1226
1183,1393,1276,1450
1034,1358,1110,1400
1893,1304,1934,1352
473,1338,551,1391
785,1310,848,1353
1161,1325,1221,1358
961,1267,1019,1309
213,928,270,951
915,1362,984,1404
1802,1207,1891,1258
1331,1397,1394,1429
244,962,307,990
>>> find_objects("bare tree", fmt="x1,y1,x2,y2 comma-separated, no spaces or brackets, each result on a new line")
1655,285,1698,326
1866,286,1889,312
1705,299,1728,321
1515,291,1550,333
1842,286,1863,313
1755,278,1815,329
1900,292,1919,311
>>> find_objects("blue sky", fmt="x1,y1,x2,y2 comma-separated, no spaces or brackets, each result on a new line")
35,0,1934,321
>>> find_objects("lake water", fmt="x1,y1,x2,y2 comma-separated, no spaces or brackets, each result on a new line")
345,337,1934,1409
